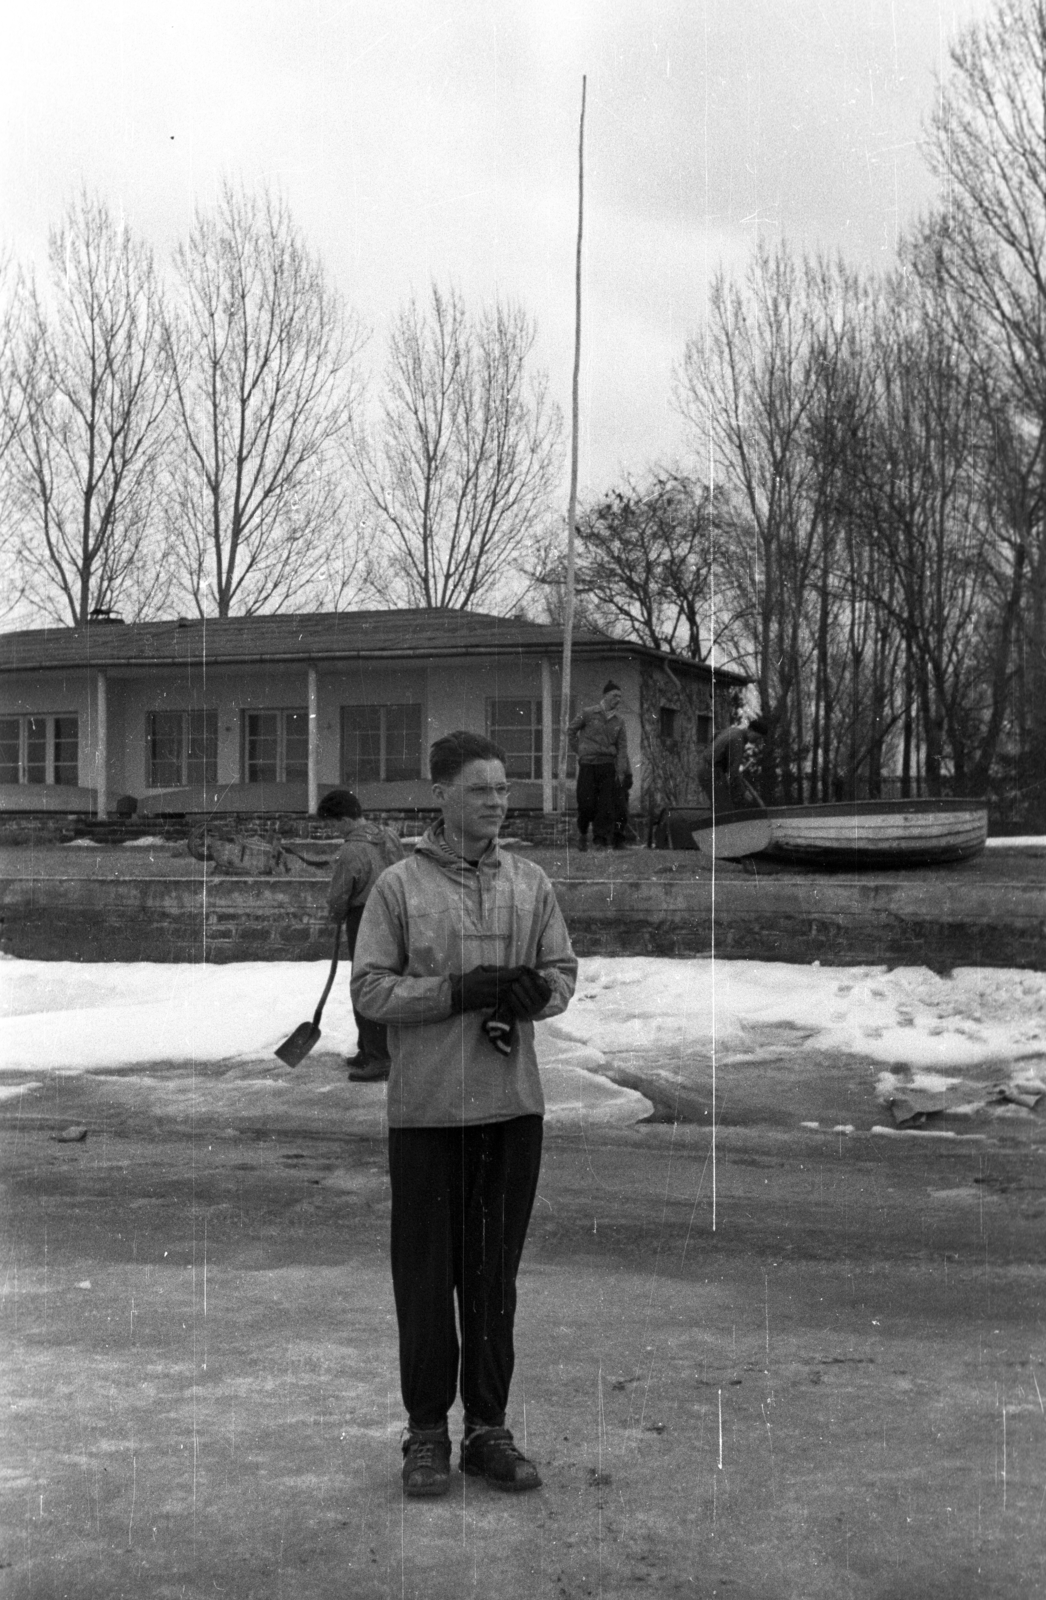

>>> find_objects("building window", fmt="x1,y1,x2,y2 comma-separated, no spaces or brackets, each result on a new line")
486,698,575,780
242,709,309,784
0,714,79,785
696,714,712,748
146,710,217,788
0,720,17,784
341,703,422,784
659,706,679,744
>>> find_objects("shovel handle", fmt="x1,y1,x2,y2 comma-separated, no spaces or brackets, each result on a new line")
311,918,344,1028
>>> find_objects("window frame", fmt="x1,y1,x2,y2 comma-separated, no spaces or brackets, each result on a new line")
145,709,218,789
659,705,680,745
241,707,309,785
340,702,423,785
0,713,80,786
485,696,576,781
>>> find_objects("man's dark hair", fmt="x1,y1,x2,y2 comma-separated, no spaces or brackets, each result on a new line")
747,717,769,738
316,788,363,819
430,730,507,785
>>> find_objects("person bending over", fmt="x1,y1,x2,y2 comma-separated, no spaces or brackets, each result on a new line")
351,731,578,1498
695,718,769,814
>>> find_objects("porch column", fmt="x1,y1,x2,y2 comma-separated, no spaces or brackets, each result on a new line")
94,670,108,819
307,665,319,816
541,656,554,813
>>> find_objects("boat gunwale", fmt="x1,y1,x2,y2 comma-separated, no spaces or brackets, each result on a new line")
763,798,986,822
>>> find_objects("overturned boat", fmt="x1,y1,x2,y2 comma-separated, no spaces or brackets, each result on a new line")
657,798,989,867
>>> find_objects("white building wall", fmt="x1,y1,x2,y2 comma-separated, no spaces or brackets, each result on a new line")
1,651,648,814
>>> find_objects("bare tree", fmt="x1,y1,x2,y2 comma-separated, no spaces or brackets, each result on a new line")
924,0,1046,817
0,253,28,622
548,471,721,660
681,245,861,800
844,268,999,796
166,181,365,617
359,282,562,611
3,192,171,625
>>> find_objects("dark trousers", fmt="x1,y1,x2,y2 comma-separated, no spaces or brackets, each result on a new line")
344,905,390,1064
576,762,619,844
388,1116,544,1430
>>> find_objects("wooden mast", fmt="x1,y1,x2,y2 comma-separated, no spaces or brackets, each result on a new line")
557,75,586,819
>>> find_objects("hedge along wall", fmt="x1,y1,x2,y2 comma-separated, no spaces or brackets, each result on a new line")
0,873,1043,968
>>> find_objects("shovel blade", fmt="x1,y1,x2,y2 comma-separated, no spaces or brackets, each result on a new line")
274,1021,321,1068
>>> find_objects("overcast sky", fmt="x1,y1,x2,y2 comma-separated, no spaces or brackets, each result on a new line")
2,0,990,501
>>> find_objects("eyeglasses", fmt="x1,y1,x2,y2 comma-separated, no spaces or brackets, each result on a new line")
462,785,511,799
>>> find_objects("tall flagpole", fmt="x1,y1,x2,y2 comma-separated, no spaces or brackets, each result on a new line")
558,74,586,819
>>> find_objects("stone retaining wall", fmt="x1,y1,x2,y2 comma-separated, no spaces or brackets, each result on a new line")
0,809,584,849
1,873,1042,969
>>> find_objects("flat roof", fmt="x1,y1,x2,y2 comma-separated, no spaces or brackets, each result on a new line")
0,608,747,682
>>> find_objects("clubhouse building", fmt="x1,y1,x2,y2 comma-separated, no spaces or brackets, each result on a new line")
0,609,743,820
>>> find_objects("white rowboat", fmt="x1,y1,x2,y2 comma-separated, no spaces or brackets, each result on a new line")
667,797,989,866
760,798,988,866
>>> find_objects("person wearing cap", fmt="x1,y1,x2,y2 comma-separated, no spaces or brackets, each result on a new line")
567,681,631,850
317,788,405,1081
695,718,769,813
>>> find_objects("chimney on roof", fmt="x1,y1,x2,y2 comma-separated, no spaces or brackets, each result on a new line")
88,607,125,624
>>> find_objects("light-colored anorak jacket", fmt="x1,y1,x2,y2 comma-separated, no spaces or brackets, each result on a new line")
350,825,577,1128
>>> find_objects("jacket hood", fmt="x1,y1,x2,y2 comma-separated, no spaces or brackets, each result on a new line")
343,819,395,846
341,818,404,868
413,822,501,878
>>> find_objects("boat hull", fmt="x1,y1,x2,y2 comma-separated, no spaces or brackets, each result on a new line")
655,798,988,866
761,798,988,867
691,809,772,860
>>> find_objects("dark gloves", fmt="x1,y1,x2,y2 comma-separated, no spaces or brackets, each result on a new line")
449,965,520,1013
482,969,552,1057
452,965,553,1058
505,966,553,1020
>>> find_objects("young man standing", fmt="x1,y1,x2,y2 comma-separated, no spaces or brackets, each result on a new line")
351,731,577,1498
568,680,631,850
317,788,405,1082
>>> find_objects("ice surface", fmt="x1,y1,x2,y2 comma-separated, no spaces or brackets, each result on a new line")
2,955,1044,1124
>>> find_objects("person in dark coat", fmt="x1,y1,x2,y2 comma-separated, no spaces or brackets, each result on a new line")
318,788,405,1081
694,718,769,813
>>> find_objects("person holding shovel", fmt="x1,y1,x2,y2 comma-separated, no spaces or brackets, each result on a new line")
695,717,769,814
317,788,405,1082
350,730,577,1499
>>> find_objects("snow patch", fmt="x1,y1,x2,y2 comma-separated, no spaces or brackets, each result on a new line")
1,956,1044,1125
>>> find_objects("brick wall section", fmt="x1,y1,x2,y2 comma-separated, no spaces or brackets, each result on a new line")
0,874,1043,968
0,809,581,848
0,878,333,964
